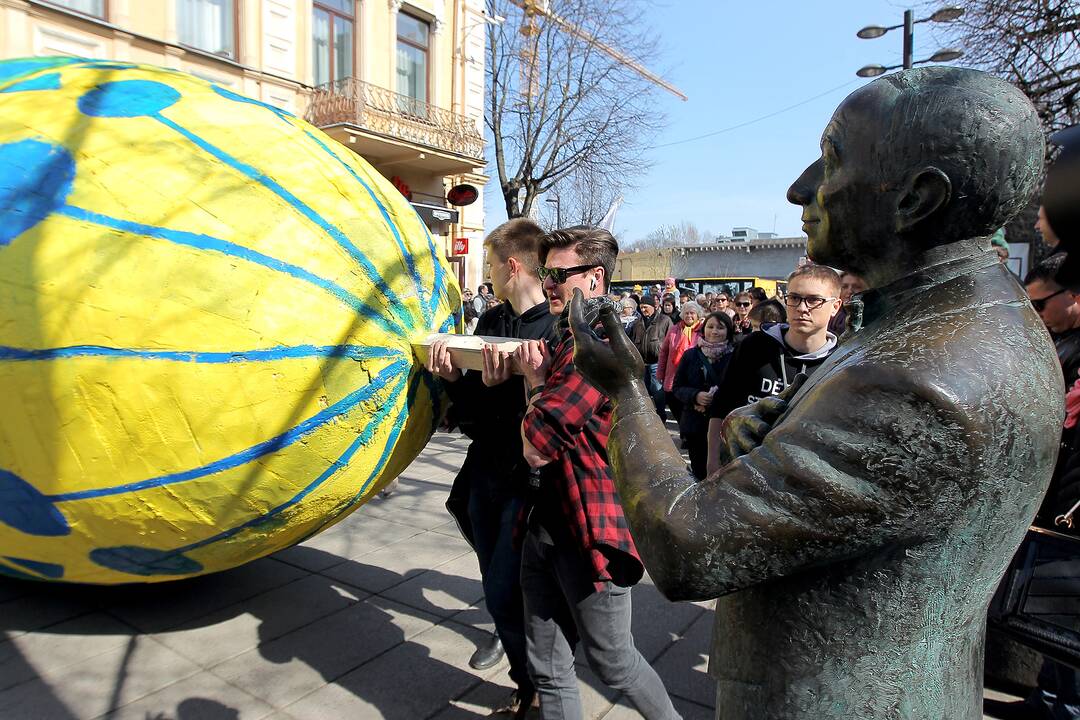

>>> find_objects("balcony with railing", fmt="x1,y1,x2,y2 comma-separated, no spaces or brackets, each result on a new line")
306,78,484,164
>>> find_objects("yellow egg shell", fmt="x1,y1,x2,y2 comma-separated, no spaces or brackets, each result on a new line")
0,57,458,584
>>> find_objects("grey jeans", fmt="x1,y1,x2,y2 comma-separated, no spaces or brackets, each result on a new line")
520,527,681,720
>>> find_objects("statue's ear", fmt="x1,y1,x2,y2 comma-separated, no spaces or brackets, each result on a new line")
895,167,951,234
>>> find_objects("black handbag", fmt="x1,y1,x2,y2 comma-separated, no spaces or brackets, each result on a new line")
988,514,1080,670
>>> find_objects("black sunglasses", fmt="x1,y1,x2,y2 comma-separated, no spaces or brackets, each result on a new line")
1031,287,1069,312
536,264,598,284
735,301,751,307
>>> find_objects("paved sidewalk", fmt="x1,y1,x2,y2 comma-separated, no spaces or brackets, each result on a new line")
0,432,715,719
0,431,1019,719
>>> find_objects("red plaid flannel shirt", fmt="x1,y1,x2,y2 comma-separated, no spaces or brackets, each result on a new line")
522,331,643,589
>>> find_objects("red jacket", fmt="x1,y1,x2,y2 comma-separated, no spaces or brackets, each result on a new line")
657,320,702,392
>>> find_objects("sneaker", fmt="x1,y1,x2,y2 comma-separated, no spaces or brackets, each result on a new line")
469,631,504,670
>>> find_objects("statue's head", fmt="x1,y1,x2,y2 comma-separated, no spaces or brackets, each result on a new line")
787,67,1044,276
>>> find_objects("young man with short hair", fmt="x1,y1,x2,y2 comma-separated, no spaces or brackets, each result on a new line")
512,227,680,720
1026,252,1080,387
706,265,842,475
427,218,556,717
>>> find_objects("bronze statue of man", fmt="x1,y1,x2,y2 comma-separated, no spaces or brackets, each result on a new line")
569,67,1063,719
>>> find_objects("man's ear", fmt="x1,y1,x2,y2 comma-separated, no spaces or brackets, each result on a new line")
895,167,951,234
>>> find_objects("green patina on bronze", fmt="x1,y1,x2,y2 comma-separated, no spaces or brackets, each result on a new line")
570,67,1062,719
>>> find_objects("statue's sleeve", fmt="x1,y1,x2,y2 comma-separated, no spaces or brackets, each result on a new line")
611,363,974,602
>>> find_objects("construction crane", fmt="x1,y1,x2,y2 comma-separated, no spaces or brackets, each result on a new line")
506,0,688,101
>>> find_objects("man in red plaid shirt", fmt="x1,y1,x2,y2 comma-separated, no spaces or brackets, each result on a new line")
512,227,680,720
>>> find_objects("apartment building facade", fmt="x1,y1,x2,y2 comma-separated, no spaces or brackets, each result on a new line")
0,0,489,292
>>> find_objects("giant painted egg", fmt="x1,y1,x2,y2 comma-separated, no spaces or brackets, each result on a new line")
0,58,457,584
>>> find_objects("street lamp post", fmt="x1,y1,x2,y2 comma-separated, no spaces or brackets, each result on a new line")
856,6,964,78
902,9,914,69
546,194,561,227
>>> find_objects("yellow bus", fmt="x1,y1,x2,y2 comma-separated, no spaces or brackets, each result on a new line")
611,277,785,299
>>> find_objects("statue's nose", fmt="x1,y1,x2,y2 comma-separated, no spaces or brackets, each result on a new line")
788,158,823,206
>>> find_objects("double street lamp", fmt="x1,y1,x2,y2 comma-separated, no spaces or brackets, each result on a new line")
856,7,965,78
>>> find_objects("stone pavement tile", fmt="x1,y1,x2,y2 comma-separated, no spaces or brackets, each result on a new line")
651,612,714,708
427,677,517,719
320,530,472,594
101,671,275,720
379,551,484,618
602,694,714,720
211,596,440,710
402,457,464,483
366,505,459,531
360,491,460,531
153,575,367,668
628,579,708,662
282,619,491,720
0,612,136,692
447,602,495,636
0,589,98,638
431,518,467,539
104,558,307,634
273,515,421,571
0,636,200,720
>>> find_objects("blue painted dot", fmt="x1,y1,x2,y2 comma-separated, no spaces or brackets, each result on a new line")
2,556,64,579
0,468,71,536
0,139,76,247
0,564,40,582
0,57,79,84
0,72,62,94
89,546,203,576
77,79,180,118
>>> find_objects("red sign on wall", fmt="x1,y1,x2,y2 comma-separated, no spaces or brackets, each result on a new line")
452,237,469,256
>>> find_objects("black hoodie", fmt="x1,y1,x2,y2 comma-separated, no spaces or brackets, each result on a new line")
444,300,557,545
710,323,838,422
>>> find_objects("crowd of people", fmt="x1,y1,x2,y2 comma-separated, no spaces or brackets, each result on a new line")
434,191,1078,720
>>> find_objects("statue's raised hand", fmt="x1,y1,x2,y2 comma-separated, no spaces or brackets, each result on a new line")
719,372,806,465
569,288,644,401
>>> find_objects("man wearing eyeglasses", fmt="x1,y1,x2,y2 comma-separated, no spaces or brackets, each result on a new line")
704,265,841,475
512,226,680,720
1025,253,1080,388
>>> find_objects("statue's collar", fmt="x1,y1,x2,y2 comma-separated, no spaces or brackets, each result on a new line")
849,249,1002,333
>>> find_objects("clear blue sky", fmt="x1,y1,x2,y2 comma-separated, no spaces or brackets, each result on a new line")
484,0,943,243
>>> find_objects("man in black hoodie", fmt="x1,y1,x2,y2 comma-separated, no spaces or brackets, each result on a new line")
426,218,556,717
705,264,841,475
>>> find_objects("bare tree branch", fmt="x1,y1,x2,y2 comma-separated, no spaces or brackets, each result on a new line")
486,0,669,221
924,0,1080,131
